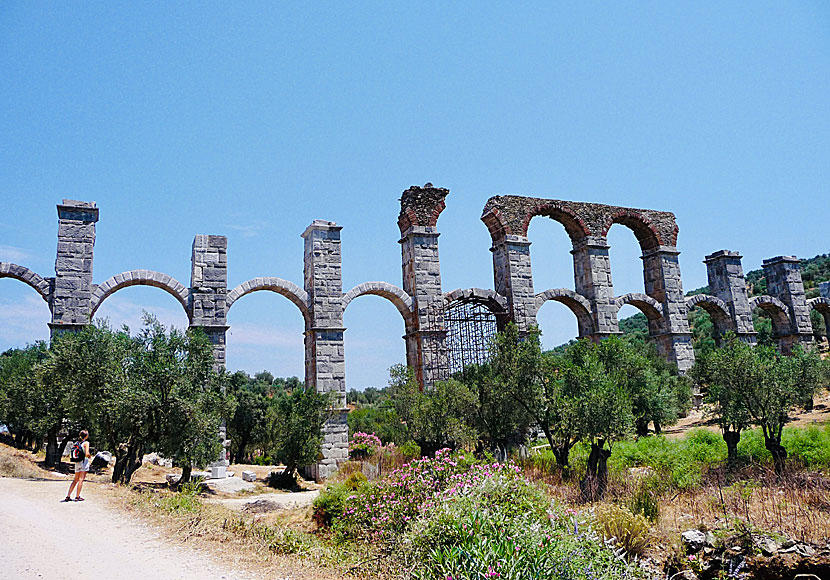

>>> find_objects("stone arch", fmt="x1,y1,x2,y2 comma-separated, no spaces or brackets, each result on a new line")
615,293,665,329
534,288,595,337
749,295,791,336
603,211,666,253
90,270,190,318
685,294,732,338
0,262,51,302
227,277,310,324
341,282,413,324
808,296,830,316
808,297,830,340
481,197,591,246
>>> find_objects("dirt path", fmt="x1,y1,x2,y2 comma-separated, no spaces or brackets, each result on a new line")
0,477,257,580
207,490,319,512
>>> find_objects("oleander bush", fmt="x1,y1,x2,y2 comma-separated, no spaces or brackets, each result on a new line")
317,450,646,580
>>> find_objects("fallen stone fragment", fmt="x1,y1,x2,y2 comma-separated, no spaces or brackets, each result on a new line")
681,530,706,553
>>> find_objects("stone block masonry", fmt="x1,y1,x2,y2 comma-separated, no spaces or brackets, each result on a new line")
1,191,821,479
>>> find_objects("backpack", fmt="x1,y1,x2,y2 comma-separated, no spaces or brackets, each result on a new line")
70,442,85,462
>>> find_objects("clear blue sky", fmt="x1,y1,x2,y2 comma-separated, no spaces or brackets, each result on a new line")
1,3,828,389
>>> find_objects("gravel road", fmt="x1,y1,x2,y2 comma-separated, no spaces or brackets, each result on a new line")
0,477,256,580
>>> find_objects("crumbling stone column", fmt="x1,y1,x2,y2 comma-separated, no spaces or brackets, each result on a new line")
491,234,537,333
302,220,347,480
571,236,618,339
762,256,813,352
398,184,449,388
189,235,229,368
704,250,756,343
49,200,98,336
642,246,694,373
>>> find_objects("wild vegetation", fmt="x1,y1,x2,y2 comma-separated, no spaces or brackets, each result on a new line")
0,315,328,485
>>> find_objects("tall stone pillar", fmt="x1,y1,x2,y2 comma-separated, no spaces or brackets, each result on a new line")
302,220,347,480
491,235,536,333
189,235,230,473
398,184,449,388
642,246,694,373
189,235,229,368
704,250,756,343
49,200,99,335
762,256,813,352
571,236,618,339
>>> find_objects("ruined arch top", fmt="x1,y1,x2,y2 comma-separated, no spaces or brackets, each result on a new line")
398,183,450,233
481,195,678,250
227,277,310,323
0,262,51,301
90,270,190,318
443,287,508,313
808,296,830,316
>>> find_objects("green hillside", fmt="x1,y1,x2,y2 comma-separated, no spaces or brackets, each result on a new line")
619,252,830,355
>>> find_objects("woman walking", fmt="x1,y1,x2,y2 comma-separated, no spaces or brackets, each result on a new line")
64,429,90,502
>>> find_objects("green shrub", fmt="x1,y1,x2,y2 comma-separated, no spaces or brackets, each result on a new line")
343,470,367,489
783,424,830,468
593,503,651,557
410,500,644,580
398,440,421,460
267,469,300,491
607,429,728,491
312,479,357,527
629,478,660,522
159,480,202,513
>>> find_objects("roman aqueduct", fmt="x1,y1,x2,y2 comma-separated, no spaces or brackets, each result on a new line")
2,186,829,478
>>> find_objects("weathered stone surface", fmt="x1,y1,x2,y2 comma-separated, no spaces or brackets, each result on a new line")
704,250,756,343
682,529,707,553
481,195,678,249
241,470,257,482
399,186,449,387
10,192,822,481
762,256,814,352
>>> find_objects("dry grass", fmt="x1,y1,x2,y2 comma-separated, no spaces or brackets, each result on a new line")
653,470,830,547
0,442,62,479
110,482,371,580
663,390,830,439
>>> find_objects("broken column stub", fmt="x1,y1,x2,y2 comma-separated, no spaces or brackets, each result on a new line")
398,184,449,388
189,234,229,368
762,256,813,351
302,220,347,480
50,200,99,335
704,250,756,343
